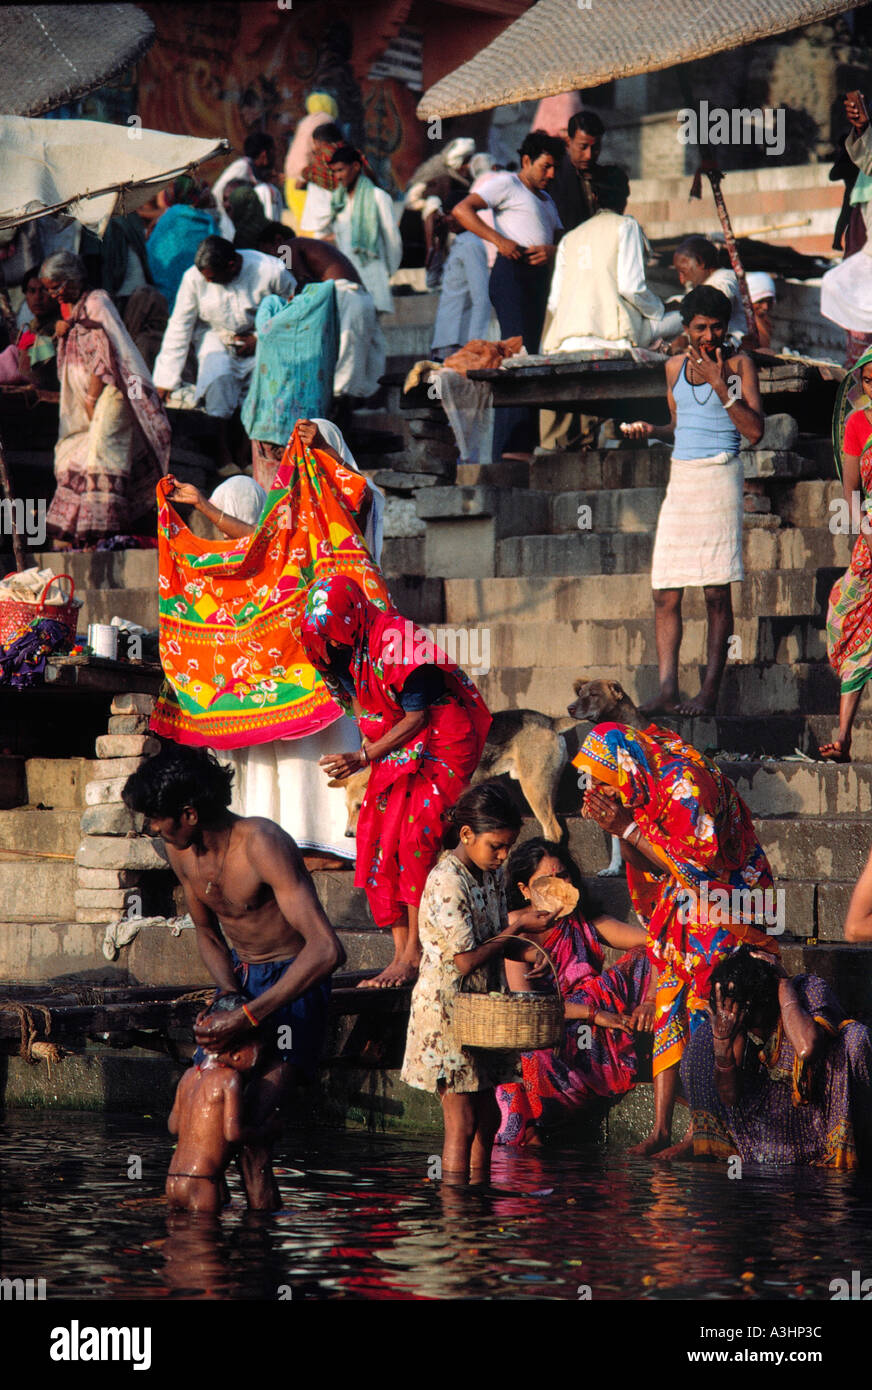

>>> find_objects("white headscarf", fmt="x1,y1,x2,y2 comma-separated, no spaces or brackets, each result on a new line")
745,271,776,304
209,476,267,527
309,418,385,564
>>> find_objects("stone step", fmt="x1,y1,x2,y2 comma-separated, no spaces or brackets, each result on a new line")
0,857,76,923
718,758,872,819
476,659,837,719
548,813,869,885
75,588,158,631
0,807,82,856
554,481,844,536
529,444,824,493
473,614,825,669
805,715,872,760
25,758,100,810
445,570,837,625
33,549,158,592
494,526,851,579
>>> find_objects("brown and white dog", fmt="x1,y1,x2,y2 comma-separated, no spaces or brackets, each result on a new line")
329,707,578,844
566,678,650,876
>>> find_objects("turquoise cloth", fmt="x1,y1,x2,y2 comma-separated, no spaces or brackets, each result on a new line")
241,284,339,445
851,172,872,207
330,174,381,264
146,205,218,311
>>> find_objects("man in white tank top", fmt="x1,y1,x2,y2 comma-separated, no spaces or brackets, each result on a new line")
622,285,764,717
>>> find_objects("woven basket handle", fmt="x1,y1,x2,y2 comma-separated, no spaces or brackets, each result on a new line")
38,572,75,606
516,935,561,991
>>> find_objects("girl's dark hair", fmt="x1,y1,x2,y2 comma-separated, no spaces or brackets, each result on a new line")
122,745,234,824
442,779,522,849
708,946,779,1025
504,836,589,915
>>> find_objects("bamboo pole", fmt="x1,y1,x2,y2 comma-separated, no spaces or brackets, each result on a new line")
690,157,758,349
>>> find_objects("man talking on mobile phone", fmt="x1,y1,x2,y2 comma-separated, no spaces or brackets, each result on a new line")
620,285,764,717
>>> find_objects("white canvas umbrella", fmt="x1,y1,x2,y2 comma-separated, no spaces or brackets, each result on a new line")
0,115,228,234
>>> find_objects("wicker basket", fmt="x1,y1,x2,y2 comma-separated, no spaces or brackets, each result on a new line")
0,572,78,647
453,938,563,1051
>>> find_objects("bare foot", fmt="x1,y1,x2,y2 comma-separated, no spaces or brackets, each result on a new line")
627,1130,672,1158
639,691,680,716
302,853,352,871
676,693,717,716
651,1133,695,1162
356,958,418,989
818,740,851,764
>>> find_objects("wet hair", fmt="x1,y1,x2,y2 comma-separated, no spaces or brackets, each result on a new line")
518,130,566,166
194,235,239,274
313,122,343,145
504,836,589,915
568,110,605,140
243,131,275,162
122,745,234,824
442,779,523,850
593,164,630,213
708,946,780,1028
680,283,731,327
40,250,87,293
206,991,248,1018
328,144,361,167
675,235,719,270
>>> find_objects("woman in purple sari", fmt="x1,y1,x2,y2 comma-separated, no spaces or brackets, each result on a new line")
682,947,872,1168
496,839,655,1146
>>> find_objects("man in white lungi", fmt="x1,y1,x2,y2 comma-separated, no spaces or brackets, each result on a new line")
622,285,764,716
152,236,296,467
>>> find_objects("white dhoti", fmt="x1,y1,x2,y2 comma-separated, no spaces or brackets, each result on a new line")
195,330,255,418
333,279,386,398
221,716,360,859
821,250,872,333
651,451,744,589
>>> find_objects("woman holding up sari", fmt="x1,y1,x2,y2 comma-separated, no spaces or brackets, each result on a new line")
822,349,872,761
495,837,654,1147
300,575,491,988
573,721,778,1159
40,251,170,548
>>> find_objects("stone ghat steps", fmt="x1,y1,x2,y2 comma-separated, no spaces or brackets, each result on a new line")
444,571,838,624
467,614,826,667
476,658,838,719
492,524,852,580
516,440,834,493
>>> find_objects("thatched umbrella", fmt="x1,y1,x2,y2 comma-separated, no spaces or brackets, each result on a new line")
417,0,856,119
0,4,155,118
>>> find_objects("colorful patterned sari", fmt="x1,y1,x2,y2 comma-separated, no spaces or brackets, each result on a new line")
496,914,652,1144
300,576,491,928
150,428,390,747
827,347,872,692
682,975,872,1168
573,723,777,1076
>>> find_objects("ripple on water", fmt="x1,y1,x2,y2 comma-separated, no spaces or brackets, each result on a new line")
3,1112,872,1299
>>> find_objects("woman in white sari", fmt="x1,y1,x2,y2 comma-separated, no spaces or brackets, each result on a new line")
167,418,384,866
40,251,170,547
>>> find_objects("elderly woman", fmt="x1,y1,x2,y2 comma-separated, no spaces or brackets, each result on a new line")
40,251,170,548
573,721,778,1159
683,947,872,1168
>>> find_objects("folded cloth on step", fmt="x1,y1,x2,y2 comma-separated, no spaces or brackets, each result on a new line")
102,913,195,961
0,617,72,688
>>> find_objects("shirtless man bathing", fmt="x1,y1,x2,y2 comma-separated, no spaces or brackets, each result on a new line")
123,745,345,1210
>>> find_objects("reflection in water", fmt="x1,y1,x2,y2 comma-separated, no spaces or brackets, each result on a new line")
1,1111,871,1300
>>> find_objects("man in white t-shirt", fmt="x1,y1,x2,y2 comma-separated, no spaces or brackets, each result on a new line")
453,130,565,457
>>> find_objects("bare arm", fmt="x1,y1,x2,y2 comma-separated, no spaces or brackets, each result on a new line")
592,914,647,951
454,907,555,976
692,349,763,446
777,973,822,1063
845,844,872,940
364,709,427,761
622,365,677,443
166,479,254,539
452,192,520,259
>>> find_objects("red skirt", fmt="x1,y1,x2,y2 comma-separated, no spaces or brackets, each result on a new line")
355,696,481,928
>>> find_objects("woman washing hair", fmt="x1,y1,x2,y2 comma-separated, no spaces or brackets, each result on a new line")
400,782,556,1184
495,838,654,1146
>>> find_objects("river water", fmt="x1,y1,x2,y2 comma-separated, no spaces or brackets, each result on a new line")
2,1111,872,1300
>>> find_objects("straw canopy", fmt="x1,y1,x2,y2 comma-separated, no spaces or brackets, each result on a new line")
417,0,856,119
0,5,155,118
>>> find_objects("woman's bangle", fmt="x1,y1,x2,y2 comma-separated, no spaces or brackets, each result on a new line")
241,1003,258,1028
360,743,369,766
622,820,638,841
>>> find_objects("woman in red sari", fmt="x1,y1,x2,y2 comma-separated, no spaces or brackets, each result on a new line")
300,575,491,987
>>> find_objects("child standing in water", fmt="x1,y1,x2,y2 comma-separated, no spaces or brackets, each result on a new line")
401,781,556,1184
166,994,265,1214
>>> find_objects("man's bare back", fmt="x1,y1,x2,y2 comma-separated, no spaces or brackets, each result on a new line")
290,237,361,289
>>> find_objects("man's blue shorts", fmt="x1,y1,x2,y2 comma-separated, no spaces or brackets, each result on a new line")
195,951,330,1079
